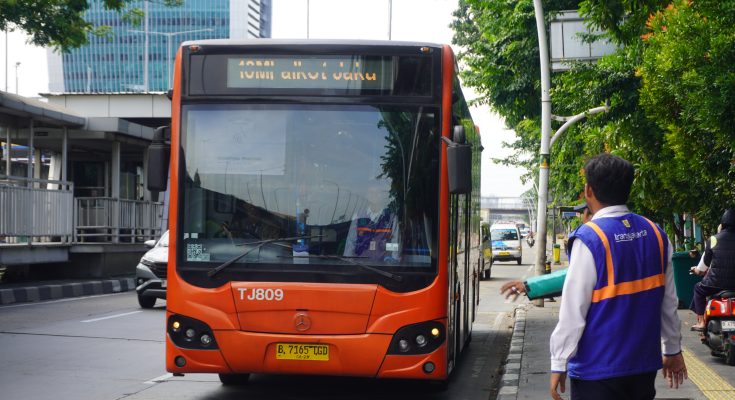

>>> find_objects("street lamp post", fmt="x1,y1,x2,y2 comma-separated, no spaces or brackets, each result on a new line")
14,61,20,95
532,0,552,307
532,0,609,306
129,28,213,90
5,30,8,92
388,0,393,40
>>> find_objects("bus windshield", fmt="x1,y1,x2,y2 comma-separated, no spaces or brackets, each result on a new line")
178,104,439,276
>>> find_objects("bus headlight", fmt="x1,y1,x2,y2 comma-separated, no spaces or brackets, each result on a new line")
168,314,219,350
387,321,445,355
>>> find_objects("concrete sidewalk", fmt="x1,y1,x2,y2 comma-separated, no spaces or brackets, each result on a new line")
0,277,136,305
498,300,708,400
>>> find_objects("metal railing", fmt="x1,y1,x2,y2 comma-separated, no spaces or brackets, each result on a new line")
75,197,163,243
0,175,74,244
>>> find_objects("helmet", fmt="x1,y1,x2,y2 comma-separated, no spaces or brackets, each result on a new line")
721,209,735,228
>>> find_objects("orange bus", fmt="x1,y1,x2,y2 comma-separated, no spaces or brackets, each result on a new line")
147,39,483,386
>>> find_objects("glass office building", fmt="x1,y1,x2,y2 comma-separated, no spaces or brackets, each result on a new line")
48,0,271,93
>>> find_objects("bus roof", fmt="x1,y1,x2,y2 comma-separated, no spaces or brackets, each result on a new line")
180,38,445,50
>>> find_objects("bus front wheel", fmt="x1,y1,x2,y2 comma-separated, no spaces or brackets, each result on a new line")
219,373,250,385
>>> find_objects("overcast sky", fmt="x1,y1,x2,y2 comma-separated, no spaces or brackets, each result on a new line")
0,0,529,198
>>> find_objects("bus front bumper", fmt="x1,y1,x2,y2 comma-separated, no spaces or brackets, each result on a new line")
166,330,448,380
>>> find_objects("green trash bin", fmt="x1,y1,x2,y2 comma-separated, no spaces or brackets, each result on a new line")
671,251,702,309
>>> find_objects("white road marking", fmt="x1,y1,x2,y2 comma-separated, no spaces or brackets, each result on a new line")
0,293,123,309
144,373,174,384
81,311,142,323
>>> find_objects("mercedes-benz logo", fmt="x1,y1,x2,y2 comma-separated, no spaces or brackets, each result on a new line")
294,312,311,332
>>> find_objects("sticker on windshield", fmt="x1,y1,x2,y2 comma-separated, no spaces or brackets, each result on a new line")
187,243,211,262
386,242,399,251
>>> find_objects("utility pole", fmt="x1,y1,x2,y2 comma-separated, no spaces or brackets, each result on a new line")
532,2,611,306
532,0,552,307
388,0,393,40
5,30,8,92
14,61,20,95
130,28,212,90
144,1,149,91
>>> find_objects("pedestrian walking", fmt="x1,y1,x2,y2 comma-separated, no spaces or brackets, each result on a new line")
689,209,735,331
549,153,686,400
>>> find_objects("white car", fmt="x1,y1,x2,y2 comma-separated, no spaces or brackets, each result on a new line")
490,223,523,265
135,231,168,308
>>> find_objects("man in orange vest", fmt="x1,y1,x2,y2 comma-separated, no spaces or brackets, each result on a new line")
549,153,686,400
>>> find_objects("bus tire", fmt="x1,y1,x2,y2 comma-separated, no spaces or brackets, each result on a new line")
137,294,156,309
516,257,522,265
219,373,250,385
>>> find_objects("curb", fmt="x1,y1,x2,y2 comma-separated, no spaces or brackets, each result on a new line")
0,278,136,305
497,306,526,400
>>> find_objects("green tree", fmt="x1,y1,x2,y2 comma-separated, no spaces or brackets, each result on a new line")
639,0,735,234
0,0,181,51
452,0,733,240
451,0,579,202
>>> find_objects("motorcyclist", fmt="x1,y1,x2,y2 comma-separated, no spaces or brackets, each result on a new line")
690,208,735,331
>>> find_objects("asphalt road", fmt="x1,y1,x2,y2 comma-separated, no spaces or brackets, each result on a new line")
0,244,535,400
4,242,732,399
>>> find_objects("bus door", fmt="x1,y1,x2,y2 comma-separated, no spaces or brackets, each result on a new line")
447,192,460,371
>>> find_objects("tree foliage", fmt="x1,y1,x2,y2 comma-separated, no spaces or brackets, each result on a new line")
639,0,735,230
0,0,182,51
452,0,735,239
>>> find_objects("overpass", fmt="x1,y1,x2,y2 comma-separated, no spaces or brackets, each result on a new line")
481,196,536,225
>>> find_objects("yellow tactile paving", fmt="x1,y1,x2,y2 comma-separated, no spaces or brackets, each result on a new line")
682,347,735,400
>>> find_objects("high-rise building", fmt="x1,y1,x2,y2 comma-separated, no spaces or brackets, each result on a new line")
47,0,271,93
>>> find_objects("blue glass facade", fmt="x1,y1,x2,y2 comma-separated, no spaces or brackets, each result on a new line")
58,0,271,93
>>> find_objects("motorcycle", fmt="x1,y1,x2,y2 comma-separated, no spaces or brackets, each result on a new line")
526,235,535,248
701,290,735,365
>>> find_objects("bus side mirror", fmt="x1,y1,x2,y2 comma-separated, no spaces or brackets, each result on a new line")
443,125,472,194
147,126,171,192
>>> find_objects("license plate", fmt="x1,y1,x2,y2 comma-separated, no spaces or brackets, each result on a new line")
498,251,510,256
276,343,329,361
161,280,167,288
722,320,735,331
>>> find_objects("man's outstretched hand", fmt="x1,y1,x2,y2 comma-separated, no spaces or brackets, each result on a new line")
500,280,526,301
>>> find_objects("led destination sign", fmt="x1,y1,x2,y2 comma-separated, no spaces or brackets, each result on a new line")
227,56,395,91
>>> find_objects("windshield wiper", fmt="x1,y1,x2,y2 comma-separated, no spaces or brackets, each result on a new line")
287,254,403,282
207,235,323,278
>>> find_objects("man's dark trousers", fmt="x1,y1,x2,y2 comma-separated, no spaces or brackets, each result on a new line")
571,371,657,400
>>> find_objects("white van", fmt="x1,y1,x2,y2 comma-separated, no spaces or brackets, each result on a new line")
490,222,522,265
